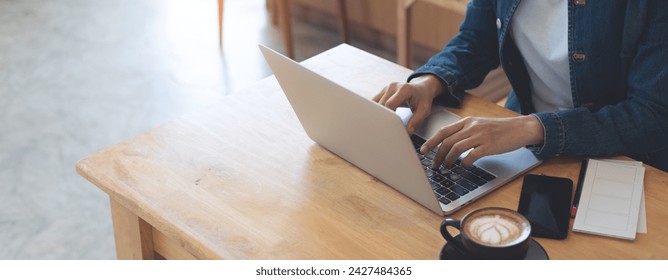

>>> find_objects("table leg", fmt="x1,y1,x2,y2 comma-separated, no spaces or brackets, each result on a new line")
337,0,349,43
110,199,155,260
218,0,224,48
277,0,294,58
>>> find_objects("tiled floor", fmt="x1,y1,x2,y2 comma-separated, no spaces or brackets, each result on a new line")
0,0,393,259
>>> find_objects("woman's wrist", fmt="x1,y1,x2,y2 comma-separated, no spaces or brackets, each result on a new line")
520,114,545,146
410,75,445,100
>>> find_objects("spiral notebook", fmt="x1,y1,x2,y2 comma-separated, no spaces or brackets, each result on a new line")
572,159,645,240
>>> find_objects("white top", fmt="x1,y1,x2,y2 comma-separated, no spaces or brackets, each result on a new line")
510,0,573,112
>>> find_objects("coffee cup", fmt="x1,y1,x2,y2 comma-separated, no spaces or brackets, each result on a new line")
440,207,532,260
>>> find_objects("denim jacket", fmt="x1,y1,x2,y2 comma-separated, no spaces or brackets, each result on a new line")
410,0,668,171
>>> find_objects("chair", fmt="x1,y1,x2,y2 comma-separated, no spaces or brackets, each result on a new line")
396,0,510,105
267,0,349,58
396,0,468,68
219,0,348,59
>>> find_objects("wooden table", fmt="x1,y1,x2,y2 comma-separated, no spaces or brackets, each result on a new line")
77,44,668,260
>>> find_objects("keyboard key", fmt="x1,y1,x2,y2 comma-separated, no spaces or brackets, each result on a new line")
467,165,484,175
461,172,486,186
458,180,479,191
434,187,450,196
450,185,470,196
438,196,451,205
435,167,452,176
445,192,460,201
420,158,431,166
441,179,455,188
430,182,441,190
467,166,496,181
425,151,436,160
479,172,497,181
451,166,466,175
411,134,426,145
429,174,446,183
448,174,462,181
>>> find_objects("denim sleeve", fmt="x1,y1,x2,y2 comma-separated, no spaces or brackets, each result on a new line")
407,0,500,108
531,1,668,158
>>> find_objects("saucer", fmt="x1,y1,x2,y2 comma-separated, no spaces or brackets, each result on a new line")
439,235,548,260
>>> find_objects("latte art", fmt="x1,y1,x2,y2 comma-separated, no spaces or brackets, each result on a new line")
464,213,529,246
441,208,532,259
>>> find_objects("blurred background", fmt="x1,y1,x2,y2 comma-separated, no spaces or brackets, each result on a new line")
0,0,507,259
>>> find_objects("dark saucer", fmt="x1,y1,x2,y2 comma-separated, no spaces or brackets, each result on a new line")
439,235,549,260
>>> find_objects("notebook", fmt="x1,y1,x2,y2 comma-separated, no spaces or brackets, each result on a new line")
259,45,541,215
573,159,645,240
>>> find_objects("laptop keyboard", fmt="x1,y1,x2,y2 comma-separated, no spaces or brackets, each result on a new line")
410,135,497,205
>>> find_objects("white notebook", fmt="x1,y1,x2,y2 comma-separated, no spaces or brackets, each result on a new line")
573,159,645,240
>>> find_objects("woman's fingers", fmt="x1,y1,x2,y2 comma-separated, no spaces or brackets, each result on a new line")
421,116,545,168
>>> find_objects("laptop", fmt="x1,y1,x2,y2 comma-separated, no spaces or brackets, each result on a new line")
259,45,541,215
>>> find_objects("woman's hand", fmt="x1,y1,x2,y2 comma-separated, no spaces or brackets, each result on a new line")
373,75,444,135
420,115,545,168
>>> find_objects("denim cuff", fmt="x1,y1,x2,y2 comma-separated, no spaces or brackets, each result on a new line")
407,65,464,108
530,112,565,158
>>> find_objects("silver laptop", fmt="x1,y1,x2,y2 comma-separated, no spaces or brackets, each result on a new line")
259,45,541,215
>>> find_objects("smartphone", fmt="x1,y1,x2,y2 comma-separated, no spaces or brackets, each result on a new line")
517,174,573,239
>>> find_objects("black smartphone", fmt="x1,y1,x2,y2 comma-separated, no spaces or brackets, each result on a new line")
517,174,573,239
